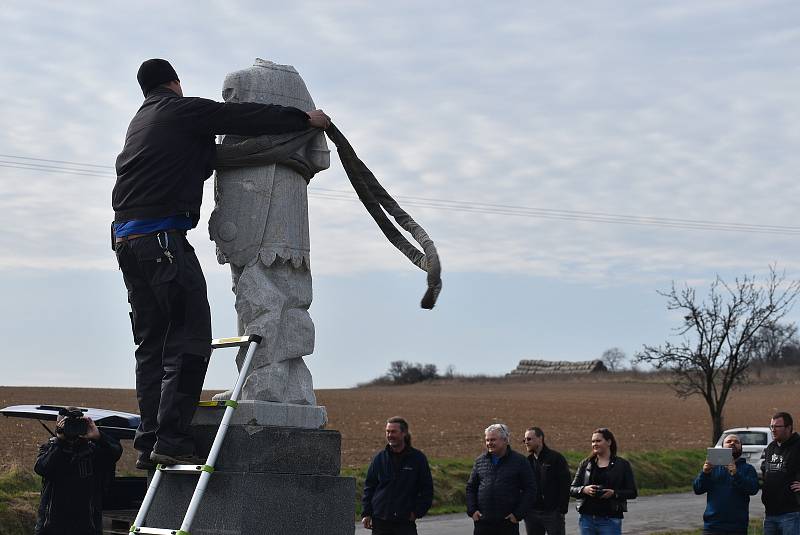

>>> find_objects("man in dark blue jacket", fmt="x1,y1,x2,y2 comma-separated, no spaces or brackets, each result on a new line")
362,417,434,534
467,424,536,535
693,434,759,534
113,59,330,469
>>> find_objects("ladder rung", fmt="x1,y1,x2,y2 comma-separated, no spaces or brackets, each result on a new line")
198,400,238,409
211,334,262,349
130,527,185,535
158,464,214,474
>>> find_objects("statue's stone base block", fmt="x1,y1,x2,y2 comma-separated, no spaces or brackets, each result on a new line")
194,399,327,429
144,419,355,535
146,472,354,535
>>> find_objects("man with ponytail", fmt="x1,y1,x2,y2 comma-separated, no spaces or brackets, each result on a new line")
362,417,434,534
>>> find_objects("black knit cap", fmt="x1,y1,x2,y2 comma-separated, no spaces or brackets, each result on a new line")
137,58,179,96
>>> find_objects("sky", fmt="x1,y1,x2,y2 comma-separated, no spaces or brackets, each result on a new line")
1,1,799,390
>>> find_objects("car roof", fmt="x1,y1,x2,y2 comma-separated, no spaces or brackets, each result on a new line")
1,404,139,440
722,427,771,433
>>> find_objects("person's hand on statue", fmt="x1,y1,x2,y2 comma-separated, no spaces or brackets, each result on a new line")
307,109,331,129
361,515,372,529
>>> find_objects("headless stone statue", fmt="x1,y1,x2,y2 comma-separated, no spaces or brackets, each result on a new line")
209,59,329,405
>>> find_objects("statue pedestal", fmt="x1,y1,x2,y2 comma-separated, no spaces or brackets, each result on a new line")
144,405,355,535
195,399,328,429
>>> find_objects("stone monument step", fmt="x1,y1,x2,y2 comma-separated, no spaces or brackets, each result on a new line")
189,424,341,475
193,399,327,429
144,471,355,535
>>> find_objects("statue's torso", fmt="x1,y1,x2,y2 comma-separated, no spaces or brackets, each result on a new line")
210,59,329,268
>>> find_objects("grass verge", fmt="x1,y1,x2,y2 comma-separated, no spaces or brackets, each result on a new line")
0,466,39,535
0,448,713,530
345,448,707,518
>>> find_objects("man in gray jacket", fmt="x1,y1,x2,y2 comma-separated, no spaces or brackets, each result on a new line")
466,424,537,535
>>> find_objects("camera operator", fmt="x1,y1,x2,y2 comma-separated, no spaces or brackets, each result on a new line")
34,407,123,535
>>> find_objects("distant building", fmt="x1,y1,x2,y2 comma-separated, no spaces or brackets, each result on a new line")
508,359,608,376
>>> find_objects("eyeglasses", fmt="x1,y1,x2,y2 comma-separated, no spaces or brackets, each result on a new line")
770,425,786,430
523,438,534,442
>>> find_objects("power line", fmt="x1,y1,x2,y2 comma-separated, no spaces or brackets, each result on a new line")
2,153,799,236
0,154,114,169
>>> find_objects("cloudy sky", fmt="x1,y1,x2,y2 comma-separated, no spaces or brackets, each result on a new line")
1,1,799,390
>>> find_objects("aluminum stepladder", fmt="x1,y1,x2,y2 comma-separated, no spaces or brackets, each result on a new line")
130,334,262,535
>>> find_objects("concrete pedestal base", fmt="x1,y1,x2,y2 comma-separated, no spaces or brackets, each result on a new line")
146,471,354,535
194,399,327,429
142,414,355,535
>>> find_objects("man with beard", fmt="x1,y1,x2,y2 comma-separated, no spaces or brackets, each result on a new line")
362,417,434,534
761,412,800,534
693,434,759,535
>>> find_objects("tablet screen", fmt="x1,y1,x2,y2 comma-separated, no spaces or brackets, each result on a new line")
707,447,733,466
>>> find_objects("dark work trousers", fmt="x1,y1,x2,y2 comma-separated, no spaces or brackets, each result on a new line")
474,519,521,535
524,510,566,535
372,517,418,535
115,231,212,457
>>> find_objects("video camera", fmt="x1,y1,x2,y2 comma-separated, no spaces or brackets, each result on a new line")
58,408,88,440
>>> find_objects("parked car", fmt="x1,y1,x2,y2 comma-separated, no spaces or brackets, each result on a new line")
713,426,771,479
1,404,146,535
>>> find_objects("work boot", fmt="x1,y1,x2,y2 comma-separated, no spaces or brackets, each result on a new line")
136,453,157,470
150,451,207,466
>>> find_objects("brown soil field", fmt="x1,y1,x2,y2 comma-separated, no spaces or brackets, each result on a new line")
2,377,798,473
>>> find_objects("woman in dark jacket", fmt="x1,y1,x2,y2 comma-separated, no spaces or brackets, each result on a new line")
569,428,637,535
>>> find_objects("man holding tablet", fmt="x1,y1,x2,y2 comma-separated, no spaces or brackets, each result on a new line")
693,434,759,534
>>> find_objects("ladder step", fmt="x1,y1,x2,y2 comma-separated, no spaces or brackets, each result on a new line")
130,527,186,535
197,399,238,409
211,334,262,349
157,464,214,474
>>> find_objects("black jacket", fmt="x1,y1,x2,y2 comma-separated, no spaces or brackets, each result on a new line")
761,432,800,515
362,445,434,522
34,432,123,535
466,447,536,522
113,87,310,226
528,445,571,514
569,456,637,518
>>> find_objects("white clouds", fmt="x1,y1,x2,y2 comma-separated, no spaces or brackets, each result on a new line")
0,1,798,286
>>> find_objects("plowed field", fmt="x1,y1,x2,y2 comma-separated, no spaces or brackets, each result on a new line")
2,378,798,473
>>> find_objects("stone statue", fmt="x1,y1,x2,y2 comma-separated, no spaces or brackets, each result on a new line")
209,59,329,406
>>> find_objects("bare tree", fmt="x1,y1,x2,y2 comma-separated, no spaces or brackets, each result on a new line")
635,267,800,443
601,347,627,371
747,321,799,365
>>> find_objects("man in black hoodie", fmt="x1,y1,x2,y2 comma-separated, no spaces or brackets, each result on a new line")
361,417,433,535
113,59,330,469
761,411,800,534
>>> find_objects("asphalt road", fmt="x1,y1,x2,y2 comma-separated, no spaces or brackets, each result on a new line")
355,492,765,534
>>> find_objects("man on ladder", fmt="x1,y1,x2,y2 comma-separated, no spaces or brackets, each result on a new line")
112,59,331,469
